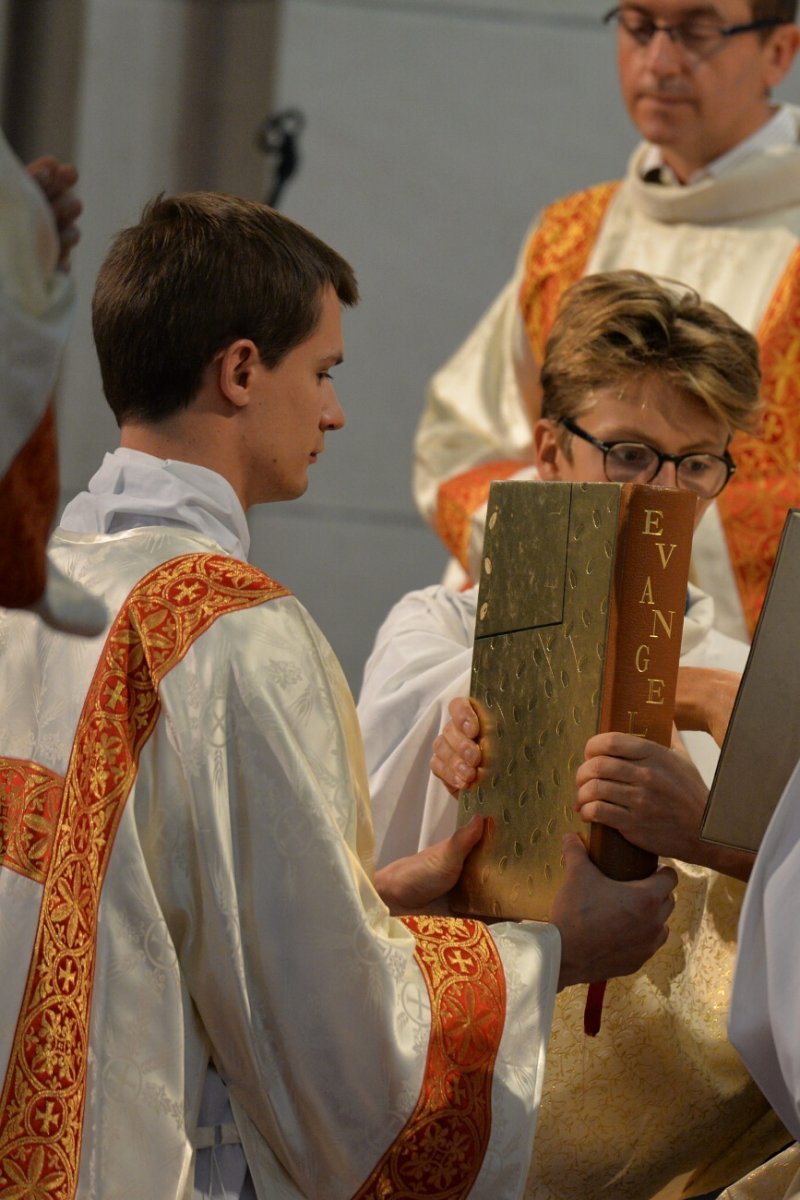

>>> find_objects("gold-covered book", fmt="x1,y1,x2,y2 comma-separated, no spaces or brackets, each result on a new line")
450,479,696,921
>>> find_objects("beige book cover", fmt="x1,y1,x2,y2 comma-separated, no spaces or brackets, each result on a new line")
451,479,696,922
701,508,800,854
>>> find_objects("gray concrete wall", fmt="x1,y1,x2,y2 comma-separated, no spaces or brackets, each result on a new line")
9,0,800,691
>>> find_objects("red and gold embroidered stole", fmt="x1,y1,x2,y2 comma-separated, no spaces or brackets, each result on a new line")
717,248,800,631
353,915,506,1200
0,553,288,1199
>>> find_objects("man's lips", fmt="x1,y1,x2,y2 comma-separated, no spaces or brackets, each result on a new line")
638,90,694,105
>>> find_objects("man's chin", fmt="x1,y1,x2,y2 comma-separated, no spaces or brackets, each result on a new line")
633,96,694,138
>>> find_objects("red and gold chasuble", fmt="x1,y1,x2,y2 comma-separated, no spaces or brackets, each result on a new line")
0,552,507,1200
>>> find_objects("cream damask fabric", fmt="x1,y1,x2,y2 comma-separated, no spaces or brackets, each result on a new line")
0,522,560,1199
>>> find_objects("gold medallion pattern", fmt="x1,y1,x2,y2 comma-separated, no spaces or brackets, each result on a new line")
353,915,505,1200
0,759,64,886
0,553,289,1199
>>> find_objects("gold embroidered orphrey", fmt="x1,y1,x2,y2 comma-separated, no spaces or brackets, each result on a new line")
0,553,289,1200
353,915,506,1200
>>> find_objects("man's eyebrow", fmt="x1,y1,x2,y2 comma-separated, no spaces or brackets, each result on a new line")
319,353,344,367
622,3,723,16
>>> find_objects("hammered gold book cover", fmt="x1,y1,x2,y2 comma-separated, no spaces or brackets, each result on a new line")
451,480,696,922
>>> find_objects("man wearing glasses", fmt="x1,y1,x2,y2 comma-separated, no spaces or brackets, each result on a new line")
359,271,787,1200
415,1,800,647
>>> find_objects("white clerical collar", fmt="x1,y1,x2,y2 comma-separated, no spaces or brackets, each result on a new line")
60,447,251,561
640,104,796,185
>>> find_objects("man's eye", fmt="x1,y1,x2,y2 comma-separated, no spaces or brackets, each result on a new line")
683,456,713,475
613,444,653,468
678,20,723,49
318,371,332,382
622,13,657,42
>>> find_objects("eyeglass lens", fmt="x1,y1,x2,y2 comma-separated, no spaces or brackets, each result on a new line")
605,443,729,496
612,8,733,57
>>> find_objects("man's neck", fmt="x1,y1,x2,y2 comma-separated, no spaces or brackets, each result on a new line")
119,415,247,511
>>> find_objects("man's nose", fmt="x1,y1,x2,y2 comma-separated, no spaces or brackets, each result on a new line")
652,458,679,488
642,27,686,73
323,393,345,432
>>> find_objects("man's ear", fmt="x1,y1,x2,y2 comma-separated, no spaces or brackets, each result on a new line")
218,339,262,409
763,23,800,89
534,418,563,480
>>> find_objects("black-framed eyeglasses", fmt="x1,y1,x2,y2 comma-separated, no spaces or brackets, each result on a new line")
560,417,736,498
603,5,787,62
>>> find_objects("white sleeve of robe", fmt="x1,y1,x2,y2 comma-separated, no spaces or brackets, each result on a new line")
139,590,561,1198
357,584,479,866
728,756,800,1143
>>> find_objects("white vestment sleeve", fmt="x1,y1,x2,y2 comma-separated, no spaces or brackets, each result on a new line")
358,585,478,866
139,593,560,1198
729,757,800,1142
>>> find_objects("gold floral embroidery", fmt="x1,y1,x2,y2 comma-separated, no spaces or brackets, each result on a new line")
519,182,620,365
434,184,620,576
0,554,289,1199
717,247,800,633
353,916,506,1200
435,459,524,575
0,760,64,885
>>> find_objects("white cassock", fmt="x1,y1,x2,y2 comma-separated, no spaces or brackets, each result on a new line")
0,448,561,1200
358,557,791,1198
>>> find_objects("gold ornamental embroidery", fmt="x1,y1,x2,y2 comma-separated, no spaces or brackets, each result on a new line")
519,182,620,365
435,459,524,575
0,759,65,885
0,554,289,1199
717,246,800,633
352,915,506,1200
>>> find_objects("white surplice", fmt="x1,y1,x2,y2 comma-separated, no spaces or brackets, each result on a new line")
0,450,561,1200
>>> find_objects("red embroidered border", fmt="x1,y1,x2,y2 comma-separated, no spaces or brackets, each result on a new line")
0,402,59,609
435,459,525,575
718,247,800,633
0,553,288,1199
353,915,506,1200
519,182,620,365
434,184,620,576
0,759,65,886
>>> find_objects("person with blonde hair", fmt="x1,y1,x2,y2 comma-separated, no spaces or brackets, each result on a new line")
359,270,789,1200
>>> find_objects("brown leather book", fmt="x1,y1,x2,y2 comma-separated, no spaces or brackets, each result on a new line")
451,479,696,921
